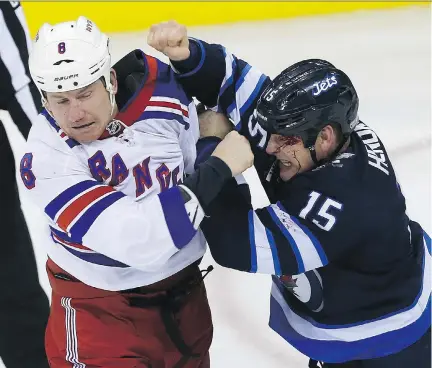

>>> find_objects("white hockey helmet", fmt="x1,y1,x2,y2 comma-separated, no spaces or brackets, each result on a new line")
29,16,114,108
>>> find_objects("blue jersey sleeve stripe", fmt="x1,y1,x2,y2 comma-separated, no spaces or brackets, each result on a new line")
266,228,282,275
175,38,206,78
218,49,236,99
226,100,237,116
45,180,100,220
267,206,305,273
69,191,125,242
218,75,234,113
239,73,268,116
424,231,431,255
276,202,329,266
158,187,197,249
248,210,258,273
219,69,235,101
235,64,252,93
223,60,253,120
227,62,253,119
290,215,328,266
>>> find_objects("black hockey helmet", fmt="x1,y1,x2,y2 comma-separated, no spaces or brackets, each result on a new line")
255,59,359,148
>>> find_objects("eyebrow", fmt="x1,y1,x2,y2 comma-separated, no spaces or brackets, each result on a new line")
76,85,92,95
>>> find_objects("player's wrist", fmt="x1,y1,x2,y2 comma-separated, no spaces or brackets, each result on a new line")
170,38,202,74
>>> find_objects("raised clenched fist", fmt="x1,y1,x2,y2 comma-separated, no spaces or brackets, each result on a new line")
147,20,190,61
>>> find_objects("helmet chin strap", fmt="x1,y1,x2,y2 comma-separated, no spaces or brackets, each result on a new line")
308,146,320,166
106,82,115,116
41,96,55,119
308,135,349,168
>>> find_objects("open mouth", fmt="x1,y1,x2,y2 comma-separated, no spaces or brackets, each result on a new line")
73,122,95,130
280,160,293,168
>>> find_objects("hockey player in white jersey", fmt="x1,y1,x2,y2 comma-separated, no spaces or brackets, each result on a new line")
19,16,253,367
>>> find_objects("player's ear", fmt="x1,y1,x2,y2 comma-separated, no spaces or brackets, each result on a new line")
319,126,331,142
42,92,53,115
109,68,118,94
316,125,334,157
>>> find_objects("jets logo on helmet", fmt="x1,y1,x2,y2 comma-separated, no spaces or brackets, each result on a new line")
311,75,338,96
255,59,359,149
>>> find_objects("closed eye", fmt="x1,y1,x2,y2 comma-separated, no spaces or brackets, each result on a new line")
78,91,92,100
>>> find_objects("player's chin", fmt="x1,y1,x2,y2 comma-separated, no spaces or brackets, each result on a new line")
279,165,298,182
73,125,103,143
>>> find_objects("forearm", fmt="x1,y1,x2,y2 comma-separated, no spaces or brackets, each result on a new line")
171,39,227,107
183,155,232,210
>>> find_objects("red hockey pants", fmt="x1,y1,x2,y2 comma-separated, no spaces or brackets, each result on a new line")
45,259,213,368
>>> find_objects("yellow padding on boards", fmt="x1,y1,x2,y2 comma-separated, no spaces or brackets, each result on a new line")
22,1,428,37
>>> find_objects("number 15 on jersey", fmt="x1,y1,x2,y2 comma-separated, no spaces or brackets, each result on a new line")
299,191,343,231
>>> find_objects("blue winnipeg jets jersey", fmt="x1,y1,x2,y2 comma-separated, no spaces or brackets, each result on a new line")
173,39,431,363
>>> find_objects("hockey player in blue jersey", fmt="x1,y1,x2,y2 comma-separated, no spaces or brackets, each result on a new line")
148,21,431,367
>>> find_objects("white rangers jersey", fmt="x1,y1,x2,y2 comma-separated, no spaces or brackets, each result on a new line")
19,51,206,291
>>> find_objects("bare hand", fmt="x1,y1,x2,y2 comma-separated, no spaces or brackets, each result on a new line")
199,110,233,139
211,131,254,176
147,20,190,61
